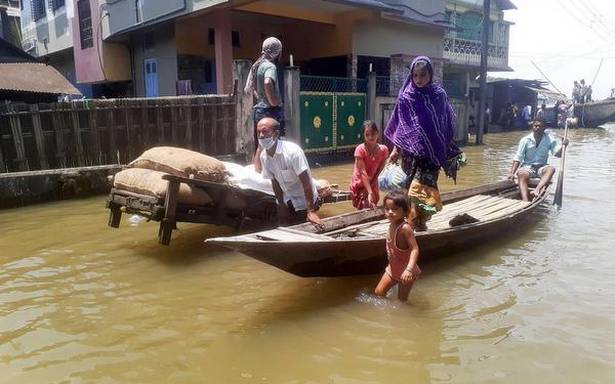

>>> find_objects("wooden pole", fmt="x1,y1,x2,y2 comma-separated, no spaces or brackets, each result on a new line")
8,105,29,171
156,100,164,143
70,102,85,166
184,98,193,148
476,0,490,145
87,102,102,166
553,119,569,207
108,101,117,164
124,99,133,160
197,98,206,152
31,104,49,169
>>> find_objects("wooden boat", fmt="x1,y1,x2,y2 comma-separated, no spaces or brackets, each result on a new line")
575,98,615,127
206,180,549,277
107,174,351,246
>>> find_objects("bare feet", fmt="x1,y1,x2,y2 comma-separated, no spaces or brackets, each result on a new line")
530,187,543,201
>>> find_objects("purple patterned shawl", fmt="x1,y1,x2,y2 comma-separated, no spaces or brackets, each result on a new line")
385,56,459,168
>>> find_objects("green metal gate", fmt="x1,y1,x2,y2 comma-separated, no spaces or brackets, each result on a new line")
299,76,366,153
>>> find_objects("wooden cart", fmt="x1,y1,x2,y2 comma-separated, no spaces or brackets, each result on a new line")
107,174,278,245
106,174,351,245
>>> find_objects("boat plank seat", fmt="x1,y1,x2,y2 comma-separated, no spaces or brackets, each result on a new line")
428,195,530,230
255,228,331,242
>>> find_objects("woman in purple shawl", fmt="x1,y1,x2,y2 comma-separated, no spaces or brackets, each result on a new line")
385,56,462,231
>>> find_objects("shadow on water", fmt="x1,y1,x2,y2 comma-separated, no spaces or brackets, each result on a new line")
126,223,238,266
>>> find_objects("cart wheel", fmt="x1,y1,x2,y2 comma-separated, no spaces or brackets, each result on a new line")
158,220,173,245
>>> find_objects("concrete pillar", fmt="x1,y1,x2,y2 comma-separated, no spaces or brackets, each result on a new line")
366,71,377,122
214,9,234,94
233,59,254,158
283,66,301,143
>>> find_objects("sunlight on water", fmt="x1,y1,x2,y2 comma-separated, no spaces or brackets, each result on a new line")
1,125,614,383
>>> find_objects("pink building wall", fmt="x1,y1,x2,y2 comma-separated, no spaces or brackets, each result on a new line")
72,0,105,83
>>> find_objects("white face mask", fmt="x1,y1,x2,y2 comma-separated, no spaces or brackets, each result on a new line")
258,137,277,150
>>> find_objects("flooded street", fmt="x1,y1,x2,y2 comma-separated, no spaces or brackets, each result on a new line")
1,126,614,383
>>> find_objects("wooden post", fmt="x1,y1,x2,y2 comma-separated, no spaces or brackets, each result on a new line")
70,102,85,166
209,104,218,155
87,102,102,166
184,98,193,148
107,199,122,227
170,101,178,144
223,102,232,154
156,100,164,143
108,101,117,163
141,100,149,148
0,141,5,172
8,105,29,171
159,178,179,245
51,104,67,168
283,66,301,143
197,98,206,152
124,99,133,160
233,59,253,157
30,104,49,169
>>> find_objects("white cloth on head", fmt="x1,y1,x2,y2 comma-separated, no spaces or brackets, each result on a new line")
244,37,282,95
260,140,318,211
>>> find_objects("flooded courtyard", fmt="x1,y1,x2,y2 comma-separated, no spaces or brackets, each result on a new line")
1,126,614,383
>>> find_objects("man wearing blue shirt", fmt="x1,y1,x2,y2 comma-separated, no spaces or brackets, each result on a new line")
508,120,569,201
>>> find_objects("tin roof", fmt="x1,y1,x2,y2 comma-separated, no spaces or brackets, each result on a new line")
0,62,81,95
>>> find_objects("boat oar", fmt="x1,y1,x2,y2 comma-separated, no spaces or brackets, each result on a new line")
553,119,569,207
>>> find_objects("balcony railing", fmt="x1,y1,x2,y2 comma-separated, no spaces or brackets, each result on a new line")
0,0,20,8
443,37,508,69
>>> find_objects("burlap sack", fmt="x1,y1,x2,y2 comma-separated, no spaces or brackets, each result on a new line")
129,146,226,182
113,168,212,205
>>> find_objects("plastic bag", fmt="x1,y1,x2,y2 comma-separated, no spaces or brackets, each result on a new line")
378,162,408,192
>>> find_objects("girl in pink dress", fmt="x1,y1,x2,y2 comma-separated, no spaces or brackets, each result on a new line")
349,121,389,209
374,192,421,301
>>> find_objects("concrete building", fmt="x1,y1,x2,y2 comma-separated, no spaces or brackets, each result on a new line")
443,0,516,132
19,0,90,96
19,0,132,97
0,0,21,46
66,0,452,97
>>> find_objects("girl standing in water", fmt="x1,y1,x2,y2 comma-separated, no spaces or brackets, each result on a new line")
374,192,420,301
349,120,389,209
385,56,463,231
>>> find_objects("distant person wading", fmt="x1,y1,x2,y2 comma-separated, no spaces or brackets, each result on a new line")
244,37,284,173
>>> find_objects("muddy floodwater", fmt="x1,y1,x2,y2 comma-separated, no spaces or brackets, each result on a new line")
1,126,614,383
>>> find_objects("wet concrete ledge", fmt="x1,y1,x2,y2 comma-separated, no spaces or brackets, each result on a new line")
0,165,123,209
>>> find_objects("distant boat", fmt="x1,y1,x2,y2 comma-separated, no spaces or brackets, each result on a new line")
576,98,615,127
207,180,549,277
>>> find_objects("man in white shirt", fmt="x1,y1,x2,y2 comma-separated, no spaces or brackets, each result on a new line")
257,117,325,228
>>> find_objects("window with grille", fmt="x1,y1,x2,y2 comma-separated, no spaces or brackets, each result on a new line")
77,0,93,49
31,0,46,21
50,0,65,12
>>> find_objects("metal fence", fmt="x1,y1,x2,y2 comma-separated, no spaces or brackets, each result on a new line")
0,95,236,173
300,75,368,93
376,76,465,99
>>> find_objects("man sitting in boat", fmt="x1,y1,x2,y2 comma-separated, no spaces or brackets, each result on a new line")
257,117,325,228
508,120,569,201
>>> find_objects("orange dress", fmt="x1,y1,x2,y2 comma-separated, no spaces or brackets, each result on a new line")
349,143,389,209
385,223,421,282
